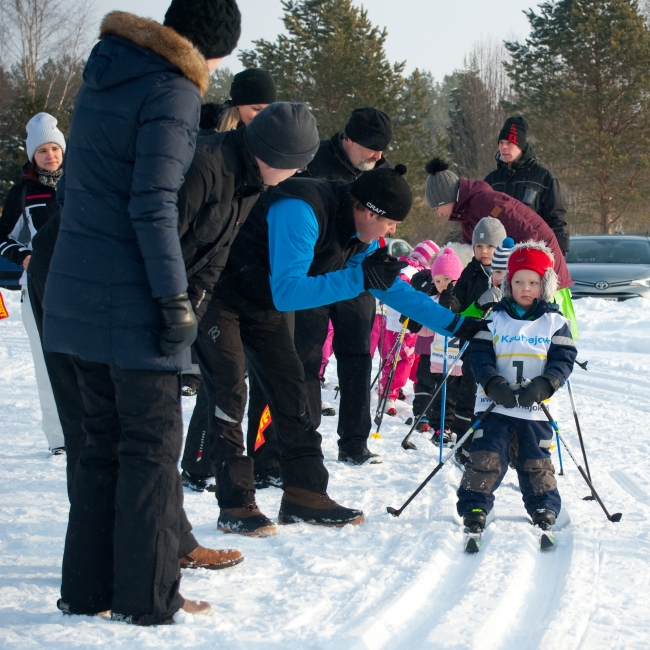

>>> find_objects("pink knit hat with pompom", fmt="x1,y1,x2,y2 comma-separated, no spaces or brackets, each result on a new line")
410,240,440,267
431,247,463,281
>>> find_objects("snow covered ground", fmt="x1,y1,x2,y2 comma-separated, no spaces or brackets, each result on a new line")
1,288,649,649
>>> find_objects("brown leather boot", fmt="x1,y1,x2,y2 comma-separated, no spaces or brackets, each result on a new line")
181,597,213,616
279,487,364,527
179,544,244,570
217,503,277,537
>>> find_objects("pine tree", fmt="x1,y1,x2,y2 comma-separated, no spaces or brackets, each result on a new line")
505,0,650,233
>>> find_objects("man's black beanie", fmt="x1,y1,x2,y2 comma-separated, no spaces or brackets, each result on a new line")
350,164,412,221
230,68,277,107
344,106,393,151
498,116,528,150
164,0,242,59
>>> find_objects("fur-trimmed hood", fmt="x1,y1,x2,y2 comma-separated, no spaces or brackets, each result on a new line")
502,239,558,302
97,11,209,95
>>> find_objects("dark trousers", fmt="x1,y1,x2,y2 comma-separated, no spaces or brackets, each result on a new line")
294,292,375,453
450,355,479,449
181,380,212,477
61,359,185,624
194,298,328,509
457,412,561,517
412,354,459,429
28,272,86,497
246,372,282,472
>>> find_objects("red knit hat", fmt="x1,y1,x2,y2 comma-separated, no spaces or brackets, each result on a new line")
507,246,553,279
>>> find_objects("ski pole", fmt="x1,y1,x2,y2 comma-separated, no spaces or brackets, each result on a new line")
401,308,493,451
438,337,448,462
566,379,595,500
537,401,622,523
387,402,496,517
370,333,400,391
372,319,409,439
556,426,564,476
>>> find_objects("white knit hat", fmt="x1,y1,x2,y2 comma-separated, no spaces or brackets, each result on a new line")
26,113,66,162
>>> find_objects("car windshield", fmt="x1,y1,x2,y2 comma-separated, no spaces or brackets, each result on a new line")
566,239,650,264
391,241,412,258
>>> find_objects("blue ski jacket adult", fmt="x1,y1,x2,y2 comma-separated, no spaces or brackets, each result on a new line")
216,178,462,336
43,12,210,371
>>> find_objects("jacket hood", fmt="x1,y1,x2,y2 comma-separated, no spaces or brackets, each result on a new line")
495,143,538,171
83,12,209,95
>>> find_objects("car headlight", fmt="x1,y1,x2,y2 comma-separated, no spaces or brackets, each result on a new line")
630,278,650,287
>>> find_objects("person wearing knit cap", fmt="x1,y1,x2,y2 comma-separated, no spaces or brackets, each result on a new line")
200,68,277,133
411,240,440,267
484,116,569,255
43,0,244,623
0,112,66,456
199,163,485,529
423,157,576,336
490,236,515,286
457,239,576,535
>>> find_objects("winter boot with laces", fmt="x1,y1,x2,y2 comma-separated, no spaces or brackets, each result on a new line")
217,503,277,537
531,509,556,531
179,544,244,570
463,508,487,533
278,487,364,527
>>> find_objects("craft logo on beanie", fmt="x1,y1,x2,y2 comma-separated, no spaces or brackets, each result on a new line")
350,164,412,221
431,247,463,282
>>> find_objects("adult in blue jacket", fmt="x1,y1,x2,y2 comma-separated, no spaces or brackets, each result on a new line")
206,165,485,535
42,2,241,625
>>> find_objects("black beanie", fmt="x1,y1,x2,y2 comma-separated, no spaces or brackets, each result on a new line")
498,116,528,149
349,164,412,222
245,102,320,169
164,0,241,59
230,68,277,107
344,106,393,151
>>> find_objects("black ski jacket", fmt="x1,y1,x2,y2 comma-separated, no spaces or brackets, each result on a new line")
0,164,59,266
298,133,392,182
178,127,267,320
454,257,492,313
484,145,569,254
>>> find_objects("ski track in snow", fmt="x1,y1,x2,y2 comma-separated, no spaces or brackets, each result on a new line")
1,291,650,649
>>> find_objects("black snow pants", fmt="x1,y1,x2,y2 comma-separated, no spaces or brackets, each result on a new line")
293,292,375,454
194,298,328,509
450,354,479,451
412,353,460,430
61,359,185,624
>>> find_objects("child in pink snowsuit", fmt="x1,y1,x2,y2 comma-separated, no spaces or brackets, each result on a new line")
379,240,439,415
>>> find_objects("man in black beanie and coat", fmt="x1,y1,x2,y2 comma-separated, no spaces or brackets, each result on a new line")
484,116,570,254
44,0,241,625
292,106,394,466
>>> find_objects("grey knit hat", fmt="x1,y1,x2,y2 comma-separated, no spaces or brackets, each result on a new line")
472,217,507,248
245,102,319,169
424,158,460,207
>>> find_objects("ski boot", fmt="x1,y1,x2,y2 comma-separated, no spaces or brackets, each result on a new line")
431,428,452,446
182,469,210,492
531,509,556,531
384,399,397,416
416,417,430,433
397,388,407,401
321,402,336,417
463,508,487,533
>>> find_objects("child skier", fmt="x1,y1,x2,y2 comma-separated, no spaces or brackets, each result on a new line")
411,247,464,441
457,240,577,533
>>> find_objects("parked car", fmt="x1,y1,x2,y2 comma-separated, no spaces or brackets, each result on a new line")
566,235,650,300
384,238,413,259
0,256,22,290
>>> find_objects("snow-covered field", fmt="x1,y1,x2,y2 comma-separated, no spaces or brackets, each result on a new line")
1,288,649,649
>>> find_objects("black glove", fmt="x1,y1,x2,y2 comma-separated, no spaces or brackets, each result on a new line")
411,269,436,295
445,315,490,341
517,375,557,408
399,314,422,333
477,286,502,311
439,283,460,311
483,375,518,409
362,247,408,291
157,293,198,356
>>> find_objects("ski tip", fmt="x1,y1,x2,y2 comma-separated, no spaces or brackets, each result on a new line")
540,533,555,550
465,537,480,554
610,513,623,523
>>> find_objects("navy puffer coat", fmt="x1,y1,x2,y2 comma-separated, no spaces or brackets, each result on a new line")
43,12,209,371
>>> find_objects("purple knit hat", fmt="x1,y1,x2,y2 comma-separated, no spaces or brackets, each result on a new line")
411,240,440,267
431,247,463,281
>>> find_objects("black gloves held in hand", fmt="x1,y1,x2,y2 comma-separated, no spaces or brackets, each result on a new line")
517,375,558,408
157,293,198,356
362,247,408,291
483,375,518,409
399,314,422,333
438,284,460,311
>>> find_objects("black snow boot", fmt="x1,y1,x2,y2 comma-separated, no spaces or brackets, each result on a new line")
217,504,277,537
182,469,210,493
278,487,364,527
463,508,487,532
532,509,556,531
254,466,284,489
338,447,382,465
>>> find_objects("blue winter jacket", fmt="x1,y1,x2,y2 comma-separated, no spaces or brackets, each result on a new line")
43,13,208,371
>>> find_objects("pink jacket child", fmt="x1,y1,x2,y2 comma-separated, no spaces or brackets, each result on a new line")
379,240,439,415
